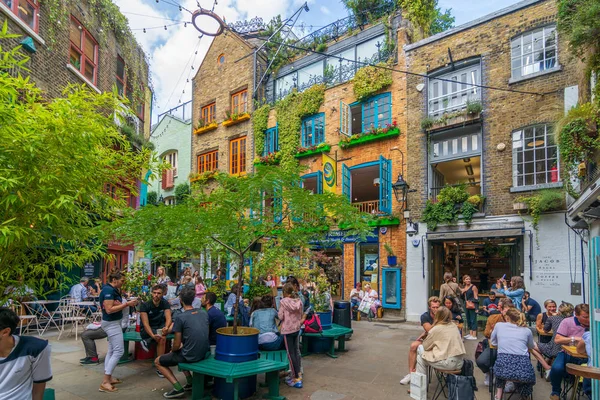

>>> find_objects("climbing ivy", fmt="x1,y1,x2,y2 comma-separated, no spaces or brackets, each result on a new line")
352,62,393,101
253,103,271,157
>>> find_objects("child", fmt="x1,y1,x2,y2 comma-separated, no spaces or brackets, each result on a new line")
278,282,304,388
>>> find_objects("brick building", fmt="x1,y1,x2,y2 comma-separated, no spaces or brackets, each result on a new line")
403,0,585,320
0,0,151,280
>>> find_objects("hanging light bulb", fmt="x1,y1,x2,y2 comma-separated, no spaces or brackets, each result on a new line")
164,25,167,30
143,28,146,33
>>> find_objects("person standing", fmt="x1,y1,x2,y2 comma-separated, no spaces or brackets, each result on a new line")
439,272,461,300
139,285,172,377
0,307,53,400
194,277,206,301
497,276,525,311
279,283,304,389
98,272,138,393
460,275,479,340
202,292,227,346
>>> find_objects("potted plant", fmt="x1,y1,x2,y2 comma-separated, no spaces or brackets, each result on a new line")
122,261,156,304
384,243,397,266
312,274,333,329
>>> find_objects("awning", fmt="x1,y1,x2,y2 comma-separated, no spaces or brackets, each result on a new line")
427,227,524,241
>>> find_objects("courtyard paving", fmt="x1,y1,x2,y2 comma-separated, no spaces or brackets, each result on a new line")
44,320,553,399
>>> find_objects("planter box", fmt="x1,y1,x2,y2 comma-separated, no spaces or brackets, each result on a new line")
513,202,528,211
222,113,251,127
339,127,400,149
295,144,331,158
368,217,400,227
428,112,481,132
193,122,218,135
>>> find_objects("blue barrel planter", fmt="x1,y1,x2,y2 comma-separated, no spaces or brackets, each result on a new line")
317,311,333,330
214,327,259,400
387,255,397,266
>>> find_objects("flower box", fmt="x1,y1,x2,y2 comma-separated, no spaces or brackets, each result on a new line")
428,112,481,132
339,127,400,149
193,122,218,135
222,113,251,127
368,217,400,227
295,144,331,158
253,152,281,166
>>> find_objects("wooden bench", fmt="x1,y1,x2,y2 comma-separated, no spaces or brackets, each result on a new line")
179,357,289,400
301,323,353,358
119,330,174,364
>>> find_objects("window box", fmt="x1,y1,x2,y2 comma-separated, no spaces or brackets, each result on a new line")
424,111,481,132
339,126,400,149
253,152,281,166
295,144,331,158
368,217,400,227
222,112,251,127
194,122,218,135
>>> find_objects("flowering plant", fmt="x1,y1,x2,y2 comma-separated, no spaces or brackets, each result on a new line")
339,120,398,147
296,142,329,154
122,261,157,302
254,152,281,165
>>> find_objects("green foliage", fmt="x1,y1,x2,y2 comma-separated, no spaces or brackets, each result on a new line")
437,184,469,204
421,117,434,131
341,0,396,25
466,99,483,115
122,261,156,302
516,190,565,230
353,63,393,101
120,123,154,150
429,6,455,35
147,191,158,206
384,242,395,256
311,274,332,312
245,281,272,301
422,185,483,230
261,16,299,74
316,43,328,53
397,0,454,38
253,103,271,157
0,26,155,302
206,279,227,299
175,183,190,204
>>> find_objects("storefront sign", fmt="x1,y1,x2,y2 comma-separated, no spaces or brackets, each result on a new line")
322,153,337,193
83,262,95,277
317,229,378,244
532,255,562,289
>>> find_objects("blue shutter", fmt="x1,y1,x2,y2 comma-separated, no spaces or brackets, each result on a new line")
379,155,392,214
342,163,351,201
316,171,323,194
274,185,282,223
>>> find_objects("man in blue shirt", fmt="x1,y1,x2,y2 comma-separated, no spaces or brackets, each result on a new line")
69,277,97,314
203,292,227,346
521,291,541,323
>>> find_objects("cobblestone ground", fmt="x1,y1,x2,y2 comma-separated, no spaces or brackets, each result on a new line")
45,320,552,399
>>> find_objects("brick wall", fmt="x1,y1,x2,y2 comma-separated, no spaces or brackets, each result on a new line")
404,0,582,220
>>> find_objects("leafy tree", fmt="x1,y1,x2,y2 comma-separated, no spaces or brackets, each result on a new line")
174,183,190,204
109,165,372,332
0,23,154,302
429,6,455,35
397,0,454,37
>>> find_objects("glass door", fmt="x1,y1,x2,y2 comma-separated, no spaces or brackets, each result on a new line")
382,268,401,309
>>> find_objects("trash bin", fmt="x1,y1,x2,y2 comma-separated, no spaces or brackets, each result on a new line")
333,301,352,339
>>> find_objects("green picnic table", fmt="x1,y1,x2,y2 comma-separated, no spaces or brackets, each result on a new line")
119,331,174,364
179,357,288,400
301,323,353,358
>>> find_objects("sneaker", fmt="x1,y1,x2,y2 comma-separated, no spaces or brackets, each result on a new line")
156,369,164,378
505,381,515,393
80,357,100,365
140,339,149,353
483,373,489,386
544,368,551,381
400,373,412,385
286,378,302,388
465,335,478,341
183,383,192,392
163,388,184,399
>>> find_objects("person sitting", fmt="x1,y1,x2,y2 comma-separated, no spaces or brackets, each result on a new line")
363,284,381,321
80,324,107,365
497,276,525,311
439,272,461,300
69,277,97,314
538,301,573,360
548,303,591,400
491,308,537,399
139,285,172,377
535,299,557,344
0,307,53,400
442,295,463,329
87,279,100,298
202,292,226,347
478,297,514,386
521,291,541,323
224,284,244,316
415,306,466,386
576,329,593,399
157,287,209,399
250,295,283,351
400,296,441,385
349,282,364,319
481,292,500,317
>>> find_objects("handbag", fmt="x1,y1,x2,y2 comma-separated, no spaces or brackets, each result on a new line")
465,300,476,310
358,298,373,314
446,374,475,400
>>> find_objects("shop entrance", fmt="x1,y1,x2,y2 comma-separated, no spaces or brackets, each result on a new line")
429,236,523,296
356,243,379,292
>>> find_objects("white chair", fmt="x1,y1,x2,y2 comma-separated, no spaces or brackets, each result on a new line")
11,301,38,335
57,302,86,340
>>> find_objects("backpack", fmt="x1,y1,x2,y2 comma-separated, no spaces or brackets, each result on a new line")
447,374,475,400
303,311,322,333
460,359,478,392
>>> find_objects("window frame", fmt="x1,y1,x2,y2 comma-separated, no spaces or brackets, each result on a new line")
427,61,481,118
511,123,559,189
340,92,392,136
230,89,248,116
197,150,219,174
164,151,178,177
510,24,559,81
69,16,99,86
301,113,325,148
264,126,279,155
229,136,247,176
201,102,216,125
1,0,39,32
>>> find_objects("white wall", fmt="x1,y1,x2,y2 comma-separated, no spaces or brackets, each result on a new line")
406,223,429,322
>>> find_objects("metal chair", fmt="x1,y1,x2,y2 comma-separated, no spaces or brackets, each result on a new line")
11,301,38,335
57,302,86,340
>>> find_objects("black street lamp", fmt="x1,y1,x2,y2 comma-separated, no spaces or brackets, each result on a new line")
392,173,409,209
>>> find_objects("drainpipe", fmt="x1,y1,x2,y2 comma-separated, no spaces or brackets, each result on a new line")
421,234,426,279
525,229,533,280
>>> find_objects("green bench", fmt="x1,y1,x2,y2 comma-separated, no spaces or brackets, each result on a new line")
119,330,174,364
301,323,353,359
179,357,288,400
259,350,288,364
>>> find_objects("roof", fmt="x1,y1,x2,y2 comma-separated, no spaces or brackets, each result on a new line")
404,0,545,51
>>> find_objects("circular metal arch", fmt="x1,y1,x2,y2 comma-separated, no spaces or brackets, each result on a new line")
191,8,226,37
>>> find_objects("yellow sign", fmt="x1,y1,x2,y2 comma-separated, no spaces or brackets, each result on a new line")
322,153,337,193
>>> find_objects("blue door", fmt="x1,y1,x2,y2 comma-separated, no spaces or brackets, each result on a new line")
381,267,401,309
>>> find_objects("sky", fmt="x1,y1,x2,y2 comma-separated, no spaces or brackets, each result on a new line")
111,0,523,125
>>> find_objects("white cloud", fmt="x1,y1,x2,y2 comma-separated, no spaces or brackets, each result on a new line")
320,5,331,15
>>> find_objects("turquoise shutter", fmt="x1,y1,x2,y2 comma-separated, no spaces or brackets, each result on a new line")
274,185,282,223
379,155,392,214
342,163,351,200
316,171,323,194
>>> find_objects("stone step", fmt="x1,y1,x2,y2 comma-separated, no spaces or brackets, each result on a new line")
376,316,406,324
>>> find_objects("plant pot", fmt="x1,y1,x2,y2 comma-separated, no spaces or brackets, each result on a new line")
387,256,397,266
317,311,333,330
214,327,259,400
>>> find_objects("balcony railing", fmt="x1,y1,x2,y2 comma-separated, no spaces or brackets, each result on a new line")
573,158,600,196
353,200,380,214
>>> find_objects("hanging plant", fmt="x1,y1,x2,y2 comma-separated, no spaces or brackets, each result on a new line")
422,184,484,230
352,62,393,101
515,189,564,231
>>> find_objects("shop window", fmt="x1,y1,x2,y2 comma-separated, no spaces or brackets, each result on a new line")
356,243,379,289
340,92,391,136
428,62,481,119
264,126,279,155
201,102,216,125
230,89,248,116
342,156,392,215
512,124,559,188
1,0,39,32
69,16,98,85
229,136,246,176
511,25,557,80
301,113,325,147
198,150,218,174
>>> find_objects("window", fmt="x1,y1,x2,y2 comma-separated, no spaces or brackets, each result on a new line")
264,126,279,155
340,92,391,136
136,86,145,121
512,124,559,187
164,196,176,206
164,151,178,176
115,56,145,121
511,25,557,80
116,56,125,97
69,17,98,85
301,114,325,147
231,89,248,116
198,150,218,173
1,0,39,32
302,172,323,194
230,136,247,176
342,156,392,215
105,183,136,208
201,102,216,125
428,62,481,118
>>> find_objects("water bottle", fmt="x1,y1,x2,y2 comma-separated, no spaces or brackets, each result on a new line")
570,337,576,347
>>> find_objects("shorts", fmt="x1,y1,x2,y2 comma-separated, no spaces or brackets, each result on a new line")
158,351,186,367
